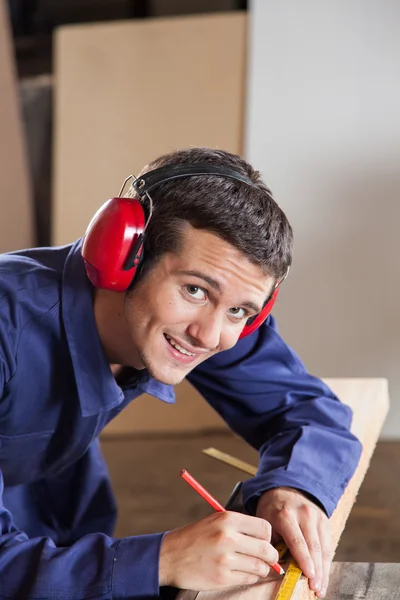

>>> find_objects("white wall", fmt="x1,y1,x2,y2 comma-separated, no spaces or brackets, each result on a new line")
246,0,400,438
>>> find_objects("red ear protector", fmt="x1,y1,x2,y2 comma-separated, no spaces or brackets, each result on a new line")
238,287,280,339
81,164,287,337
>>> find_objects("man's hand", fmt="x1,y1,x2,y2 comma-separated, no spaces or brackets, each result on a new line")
159,511,279,590
256,487,332,598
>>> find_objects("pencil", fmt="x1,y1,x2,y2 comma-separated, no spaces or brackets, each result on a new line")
180,469,285,576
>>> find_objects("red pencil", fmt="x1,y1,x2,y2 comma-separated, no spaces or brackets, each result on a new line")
180,469,284,576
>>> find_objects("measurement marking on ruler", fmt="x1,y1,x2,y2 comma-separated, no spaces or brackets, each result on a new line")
275,561,303,600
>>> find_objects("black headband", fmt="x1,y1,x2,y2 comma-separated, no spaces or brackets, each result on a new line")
131,163,258,196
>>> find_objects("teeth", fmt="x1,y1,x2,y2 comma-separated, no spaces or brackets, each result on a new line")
166,335,195,356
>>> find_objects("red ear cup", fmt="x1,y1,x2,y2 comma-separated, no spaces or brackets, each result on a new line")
81,197,146,292
239,287,279,339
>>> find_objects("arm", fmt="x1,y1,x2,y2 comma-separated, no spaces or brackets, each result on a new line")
0,474,164,599
187,315,362,515
187,315,362,597
0,355,163,600
0,446,280,597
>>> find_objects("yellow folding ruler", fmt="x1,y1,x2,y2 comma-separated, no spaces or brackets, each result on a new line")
202,447,304,600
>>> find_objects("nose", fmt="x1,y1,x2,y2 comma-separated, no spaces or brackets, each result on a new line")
187,309,226,351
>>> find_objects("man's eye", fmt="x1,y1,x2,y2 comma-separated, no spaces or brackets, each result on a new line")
186,285,207,300
228,307,247,319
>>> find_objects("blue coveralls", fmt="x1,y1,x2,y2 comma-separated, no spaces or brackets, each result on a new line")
0,241,361,599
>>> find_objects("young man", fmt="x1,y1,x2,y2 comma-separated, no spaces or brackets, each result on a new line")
0,148,361,599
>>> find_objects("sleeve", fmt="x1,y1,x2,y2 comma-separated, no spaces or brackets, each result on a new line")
186,315,362,517
0,364,164,599
0,486,164,600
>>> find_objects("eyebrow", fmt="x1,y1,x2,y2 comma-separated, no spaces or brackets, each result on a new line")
178,269,263,314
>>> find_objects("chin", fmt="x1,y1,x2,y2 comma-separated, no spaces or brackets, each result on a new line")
147,367,187,386
139,354,189,386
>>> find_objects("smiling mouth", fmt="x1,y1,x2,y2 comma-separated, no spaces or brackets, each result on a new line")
164,334,196,357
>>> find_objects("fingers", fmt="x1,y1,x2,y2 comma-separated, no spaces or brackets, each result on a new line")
217,570,260,588
215,512,280,577
204,544,271,588
202,512,280,588
229,552,271,580
219,512,279,570
234,512,273,542
255,488,332,597
318,519,333,597
278,515,315,580
300,512,323,595
277,509,331,598
236,529,280,568
299,513,332,598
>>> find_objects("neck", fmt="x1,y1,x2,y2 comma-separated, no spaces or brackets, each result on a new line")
93,288,127,364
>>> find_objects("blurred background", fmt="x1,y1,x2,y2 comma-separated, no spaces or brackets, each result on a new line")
9,0,246,77
1,0,399,565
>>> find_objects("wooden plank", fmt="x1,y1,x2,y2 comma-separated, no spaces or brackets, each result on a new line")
0,0,33,252
178,378,389,600
101,378,381,437
326,562,400,599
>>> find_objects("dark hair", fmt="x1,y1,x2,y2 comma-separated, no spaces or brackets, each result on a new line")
126,147,293,282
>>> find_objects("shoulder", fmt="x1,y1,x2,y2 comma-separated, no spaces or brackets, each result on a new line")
0,245,74,381
0,244,72,302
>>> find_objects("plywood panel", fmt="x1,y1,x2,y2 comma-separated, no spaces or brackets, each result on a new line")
0,0,33,252
52,12,247,433
52,12,247,245
177,378,389,600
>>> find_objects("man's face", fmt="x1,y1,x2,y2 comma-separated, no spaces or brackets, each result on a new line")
123,225,274,385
